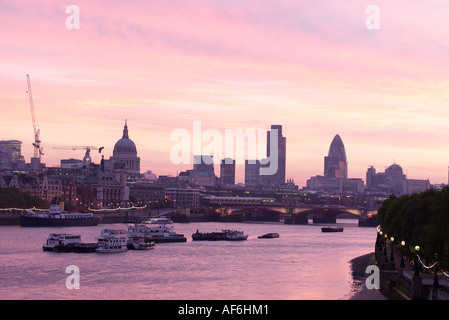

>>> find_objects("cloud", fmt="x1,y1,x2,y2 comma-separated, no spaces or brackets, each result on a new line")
2,0,449,184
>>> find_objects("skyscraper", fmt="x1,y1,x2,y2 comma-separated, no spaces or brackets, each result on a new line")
324,134,347,179
245,160,261,187
220,158,235,185
193,155,214,175
264,125,286,187
0,140,25,170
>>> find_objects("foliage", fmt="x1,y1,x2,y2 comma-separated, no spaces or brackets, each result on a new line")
0,187,49,209
378,187,449,269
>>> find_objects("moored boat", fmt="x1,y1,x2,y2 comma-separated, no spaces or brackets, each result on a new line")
192,230,227,241
321,226,344,233
128,220,186,243
192,229,248,241
42,233,81,251
96,229,128,253
127,236,155,250
258,233,280,239
22,204,103,227
223,229,248,241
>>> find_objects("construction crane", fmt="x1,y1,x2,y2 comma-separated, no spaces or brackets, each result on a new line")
53,146,104,164
26,74,44,159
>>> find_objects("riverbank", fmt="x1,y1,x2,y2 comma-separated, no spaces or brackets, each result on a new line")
344,252,388,300
0,211,197,225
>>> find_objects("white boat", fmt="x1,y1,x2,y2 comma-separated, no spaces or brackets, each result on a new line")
222,229,248,241
144,217,173,224
127,237,155,250
128,221,186,243
96,229,128,253
42,233,81,251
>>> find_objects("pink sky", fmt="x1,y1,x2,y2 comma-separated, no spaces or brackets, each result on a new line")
1,0,449,186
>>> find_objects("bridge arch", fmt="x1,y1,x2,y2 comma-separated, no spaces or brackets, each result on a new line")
215,204,376,224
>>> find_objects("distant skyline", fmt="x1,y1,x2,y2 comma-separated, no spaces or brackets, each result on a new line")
1,1,449,186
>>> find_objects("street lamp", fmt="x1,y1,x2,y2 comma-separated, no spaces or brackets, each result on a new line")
414,245,420,277
433,253,439,289
376,227,382,249
400,240,405,268
390,236,395,263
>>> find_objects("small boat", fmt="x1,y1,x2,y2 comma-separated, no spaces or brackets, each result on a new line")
42,233,81,251
96,229,128,253
258,233,279,239
321,226,344,233
127,237,155,250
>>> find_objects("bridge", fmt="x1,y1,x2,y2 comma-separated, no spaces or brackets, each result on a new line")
202,196,378,225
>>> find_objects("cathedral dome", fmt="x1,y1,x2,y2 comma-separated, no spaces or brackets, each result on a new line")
113,120,137,155
386,164,403,173
114,138,137,154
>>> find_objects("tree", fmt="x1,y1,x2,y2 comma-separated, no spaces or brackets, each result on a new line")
0,187,49,209
377,188,449,269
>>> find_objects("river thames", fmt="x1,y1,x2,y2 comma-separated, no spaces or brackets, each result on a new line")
0,220,376,300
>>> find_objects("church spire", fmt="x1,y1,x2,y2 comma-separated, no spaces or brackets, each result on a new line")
122,119,129,139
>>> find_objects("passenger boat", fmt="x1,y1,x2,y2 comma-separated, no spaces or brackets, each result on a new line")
223,229,248,241
21,204,103,227
258,233,280,239
127,237,155,250
54,242,99,253
96,229,128,253
42,233,81,251
128,220,187,243
192,229,248,241
321,226,344,233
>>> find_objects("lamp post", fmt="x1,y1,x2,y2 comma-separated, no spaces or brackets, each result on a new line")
376,228,382,260
433,254,439,289
390,236,395,263
376,227,381,249
400,240,405,268
414,245,420,277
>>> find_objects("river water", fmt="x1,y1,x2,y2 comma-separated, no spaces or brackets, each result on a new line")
0,220,376,300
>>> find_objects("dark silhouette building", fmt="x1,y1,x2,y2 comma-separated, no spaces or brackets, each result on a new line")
324,134,347,179
220,158,235,185
365,163,430,196
306,134,364,193
263,125,286,187
106,120,141,176
245,159,261,187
